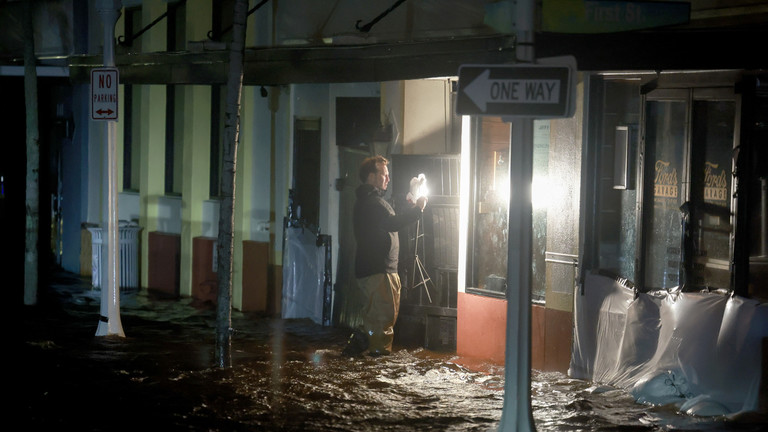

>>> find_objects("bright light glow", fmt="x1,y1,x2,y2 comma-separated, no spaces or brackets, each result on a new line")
407,173,429,201
531,176,557,210
415,173,429,198
494,178,510,204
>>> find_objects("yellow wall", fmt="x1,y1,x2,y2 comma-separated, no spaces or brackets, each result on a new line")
179,85,211,297
402,79,453,154
178,0,214,297
233,86,256,309
136,0,168,288
137,83,166,288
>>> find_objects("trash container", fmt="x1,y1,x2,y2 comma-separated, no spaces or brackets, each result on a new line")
88,221,142,290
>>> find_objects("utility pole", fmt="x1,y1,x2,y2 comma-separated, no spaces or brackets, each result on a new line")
215,0,248,368
23,0,40,306
95,0,124,337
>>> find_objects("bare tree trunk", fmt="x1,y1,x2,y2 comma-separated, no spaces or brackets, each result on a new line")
24,0,40,306
215,0,248,368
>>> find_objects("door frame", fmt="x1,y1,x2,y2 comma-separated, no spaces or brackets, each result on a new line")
636,79,739,292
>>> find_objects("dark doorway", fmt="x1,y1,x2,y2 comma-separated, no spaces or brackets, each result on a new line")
292,117,321,233
335,97,380,149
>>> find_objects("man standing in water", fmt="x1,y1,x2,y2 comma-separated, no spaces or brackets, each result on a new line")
343,155,427,356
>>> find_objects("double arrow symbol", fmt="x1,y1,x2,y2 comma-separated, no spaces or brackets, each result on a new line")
96,108,114,116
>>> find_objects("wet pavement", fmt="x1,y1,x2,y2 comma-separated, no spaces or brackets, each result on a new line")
21,271,768,431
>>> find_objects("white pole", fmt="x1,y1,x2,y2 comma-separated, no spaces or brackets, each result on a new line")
499,0,536,430
95,0,124,337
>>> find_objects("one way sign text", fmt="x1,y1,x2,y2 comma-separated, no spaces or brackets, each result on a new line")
457,63,573,118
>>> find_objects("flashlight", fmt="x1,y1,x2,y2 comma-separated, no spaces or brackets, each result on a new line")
407,173,428,202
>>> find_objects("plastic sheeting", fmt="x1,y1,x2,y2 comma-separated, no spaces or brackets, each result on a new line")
282,227,327,325
570,273,768,416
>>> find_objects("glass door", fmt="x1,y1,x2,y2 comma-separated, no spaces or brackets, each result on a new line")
641,90,688,291
640,87,736,292
688,90,735,290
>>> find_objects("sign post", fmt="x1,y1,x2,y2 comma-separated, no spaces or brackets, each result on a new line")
94,0,124,338
455,7,574,430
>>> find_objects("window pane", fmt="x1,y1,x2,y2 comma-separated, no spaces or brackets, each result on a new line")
689,100,734,289
470,117,509,295
644,100,686,290
596,80,640,282
292,118,321,232
123,84,141,192
210,85,225,199
165,85,184,196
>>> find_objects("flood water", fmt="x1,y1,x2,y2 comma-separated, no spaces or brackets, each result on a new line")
22,272,768,431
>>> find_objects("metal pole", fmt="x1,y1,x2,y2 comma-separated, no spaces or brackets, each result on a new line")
499,0,536,430
96,0,124,337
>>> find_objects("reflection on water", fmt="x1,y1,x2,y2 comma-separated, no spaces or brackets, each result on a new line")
22,274,767,431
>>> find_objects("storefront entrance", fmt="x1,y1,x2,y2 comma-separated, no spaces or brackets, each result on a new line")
590,70,768,300
640,86,736,292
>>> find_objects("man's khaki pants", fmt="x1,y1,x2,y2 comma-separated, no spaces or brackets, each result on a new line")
358,273,401,354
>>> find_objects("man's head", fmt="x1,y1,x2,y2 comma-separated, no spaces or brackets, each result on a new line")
359,155,390,191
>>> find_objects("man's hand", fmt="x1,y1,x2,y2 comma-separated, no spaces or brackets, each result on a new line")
416,196,428,211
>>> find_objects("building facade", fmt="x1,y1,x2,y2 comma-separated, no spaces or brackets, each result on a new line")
4,2,767,407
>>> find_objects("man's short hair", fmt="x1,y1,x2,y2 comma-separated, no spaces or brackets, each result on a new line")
359,155,388,183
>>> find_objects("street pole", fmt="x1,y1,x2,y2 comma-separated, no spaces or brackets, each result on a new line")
95,0,124,337
499,0,536,430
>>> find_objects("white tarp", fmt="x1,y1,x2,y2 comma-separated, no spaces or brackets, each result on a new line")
570,273,768,416
281,227,325,325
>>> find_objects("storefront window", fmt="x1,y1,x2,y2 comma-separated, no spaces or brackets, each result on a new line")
465,117,548,300
468,117,510,297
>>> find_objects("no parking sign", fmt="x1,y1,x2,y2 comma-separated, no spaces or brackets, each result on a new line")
91,68,119,121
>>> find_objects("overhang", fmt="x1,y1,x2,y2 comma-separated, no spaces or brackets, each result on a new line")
68,35,517,85
65,26,768,87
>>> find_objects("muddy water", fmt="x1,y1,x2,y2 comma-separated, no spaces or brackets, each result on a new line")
21,274,767,431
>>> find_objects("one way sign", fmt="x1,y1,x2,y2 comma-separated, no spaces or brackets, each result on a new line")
91,68,119,121
456,62,574,118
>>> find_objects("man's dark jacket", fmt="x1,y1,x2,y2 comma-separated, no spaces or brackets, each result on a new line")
353,184,422,278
